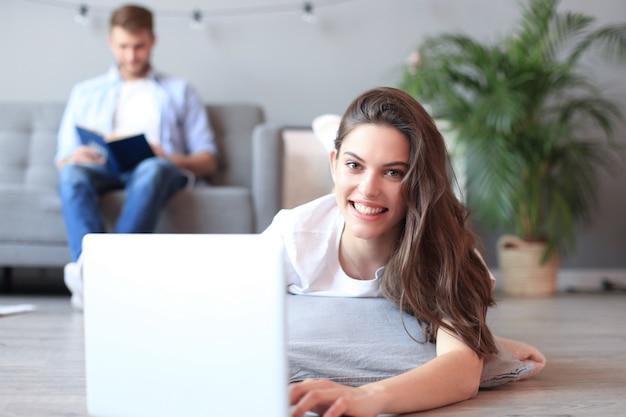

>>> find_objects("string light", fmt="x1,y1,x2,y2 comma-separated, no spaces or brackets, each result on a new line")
73,3,89,26
301,2,316,24
20,0,359,29
190,9,204,31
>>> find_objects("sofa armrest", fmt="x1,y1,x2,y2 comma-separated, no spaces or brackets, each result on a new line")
251,123,284,233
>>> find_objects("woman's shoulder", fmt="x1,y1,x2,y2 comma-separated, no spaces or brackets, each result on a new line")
290,193,338,215
272,194,340,233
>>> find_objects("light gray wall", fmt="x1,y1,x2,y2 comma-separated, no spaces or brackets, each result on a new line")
2,0,625,268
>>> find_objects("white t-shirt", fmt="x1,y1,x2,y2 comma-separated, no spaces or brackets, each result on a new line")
113,78,161,145
263,193,495,297
263,194,382,297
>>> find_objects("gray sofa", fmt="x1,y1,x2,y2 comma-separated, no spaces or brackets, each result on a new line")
0,101,284,274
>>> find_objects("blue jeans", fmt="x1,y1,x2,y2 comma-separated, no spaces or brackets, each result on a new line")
58,158,188,261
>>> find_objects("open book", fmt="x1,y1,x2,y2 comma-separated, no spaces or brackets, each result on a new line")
76,126,155,172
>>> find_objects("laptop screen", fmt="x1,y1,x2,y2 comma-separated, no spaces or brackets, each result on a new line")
82,233,287,417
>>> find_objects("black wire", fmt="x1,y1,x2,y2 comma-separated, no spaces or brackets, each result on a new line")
20,0,360,19
21,0,108,14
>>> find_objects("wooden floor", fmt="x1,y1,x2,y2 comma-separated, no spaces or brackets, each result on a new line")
0,291,625,417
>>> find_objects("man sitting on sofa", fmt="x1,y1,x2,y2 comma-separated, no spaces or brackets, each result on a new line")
55,4,217,310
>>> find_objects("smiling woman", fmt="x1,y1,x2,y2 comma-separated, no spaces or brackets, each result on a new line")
260,86,542,417
330,123,409,278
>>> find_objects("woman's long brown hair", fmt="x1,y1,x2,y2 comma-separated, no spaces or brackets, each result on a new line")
335,87,498,359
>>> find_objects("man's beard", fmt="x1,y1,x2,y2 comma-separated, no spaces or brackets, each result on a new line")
119,62,151,78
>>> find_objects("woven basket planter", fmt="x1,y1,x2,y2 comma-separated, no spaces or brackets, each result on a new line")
497,235,559,297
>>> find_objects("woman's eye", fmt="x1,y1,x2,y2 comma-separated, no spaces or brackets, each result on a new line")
346,161,359,170
386,169,404,178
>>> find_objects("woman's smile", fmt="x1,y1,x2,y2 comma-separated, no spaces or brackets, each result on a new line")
350,200,388,217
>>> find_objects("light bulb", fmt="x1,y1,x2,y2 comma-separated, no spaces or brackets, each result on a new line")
74,4,89,26
301,2,316,24
190,9,204,31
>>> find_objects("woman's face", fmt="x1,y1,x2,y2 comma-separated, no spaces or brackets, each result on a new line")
330,123,410,244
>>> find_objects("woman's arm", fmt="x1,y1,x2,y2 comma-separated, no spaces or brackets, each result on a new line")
289,325,484,417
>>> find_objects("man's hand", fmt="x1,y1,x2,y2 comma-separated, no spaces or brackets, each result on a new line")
163,150,217,178
150,143,165,158
57,145,106,169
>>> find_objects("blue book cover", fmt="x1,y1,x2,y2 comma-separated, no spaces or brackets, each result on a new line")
76,126,155,172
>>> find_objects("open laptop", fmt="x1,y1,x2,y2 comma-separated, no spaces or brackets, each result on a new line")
82,233,287,417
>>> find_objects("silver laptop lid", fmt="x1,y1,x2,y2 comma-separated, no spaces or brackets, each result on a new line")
83,233,287,417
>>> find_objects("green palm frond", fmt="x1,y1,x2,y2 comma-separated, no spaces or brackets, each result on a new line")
399,0,626,259
568,23,626,64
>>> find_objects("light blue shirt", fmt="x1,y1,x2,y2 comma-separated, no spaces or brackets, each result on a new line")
55,66,217,163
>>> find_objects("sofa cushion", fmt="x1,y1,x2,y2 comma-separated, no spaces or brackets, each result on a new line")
0,186,66,243
0,102,64,189
206,104,264,188
100,185,255,234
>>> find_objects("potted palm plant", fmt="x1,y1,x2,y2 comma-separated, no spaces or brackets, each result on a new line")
400,0,626,296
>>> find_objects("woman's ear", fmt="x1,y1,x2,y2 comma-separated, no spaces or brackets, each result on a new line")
329,149,338,182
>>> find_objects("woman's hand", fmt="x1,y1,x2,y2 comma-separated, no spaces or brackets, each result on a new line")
289,379,384,417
